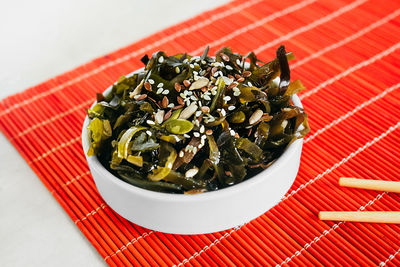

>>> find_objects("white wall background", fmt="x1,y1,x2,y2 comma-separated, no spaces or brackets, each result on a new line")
0,0,229,266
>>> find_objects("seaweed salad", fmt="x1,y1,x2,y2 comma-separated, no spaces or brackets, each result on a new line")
86,46,310,194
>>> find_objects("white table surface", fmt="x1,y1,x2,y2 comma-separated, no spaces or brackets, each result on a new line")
0,0,229,265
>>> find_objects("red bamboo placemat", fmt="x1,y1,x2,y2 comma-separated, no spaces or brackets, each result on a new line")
1,0,400,265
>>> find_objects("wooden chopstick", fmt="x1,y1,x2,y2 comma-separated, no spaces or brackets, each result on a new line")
319,211,400,224
318,178,400,223
339,177,400,193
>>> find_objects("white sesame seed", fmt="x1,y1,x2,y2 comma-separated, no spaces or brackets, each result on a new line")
198,143,204,148
198,101,202,107
213,71,219,77
228,105,236,111
148,79,155,84
199,70,206,76
194,120,200,127
236,59,241,65
233,91,241,96
193,71,198,75
192,147,198,154
211,89,217,95
190,96,197,101
184,134,190,138
226,65,233,70
201,60,206,65
185,146,190,152
179,151,184,157
221,109,226,116
195,110,202,117
158,56,164,63
249,109,263,125
223,96,231,102
233,87,240,92
162,89,169,95
183,59,189,64
230,130,235,136
146,130,152,136
156,88,163,94
203,95,211,101
167,103,175,108
146,120,155,125
185,168,199,177
193,132,200,137
186,91,193,96
222,76,233,86
248,82,253,87
157,83,164,88
218,71,224,77
201,134,207,140
200,125,205,133
154,110,164,124
207,116,215,122
190,64,195,69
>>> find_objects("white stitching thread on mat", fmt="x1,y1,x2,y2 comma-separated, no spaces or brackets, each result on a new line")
304,82,400,143
49,170,91,195
282,121,400,201
0,0,264,118
12,99,93,139
300,42,400,100
72,202,107,224
104,231,154,262
291,8,400,69
10,7,398,141
277,193,385,266
73,202,154,262
68,193,154,262
174,122,400,266
379,247,400,267
173,229,238,267
28,136,81,164
253,0,367,54
189,0,317,55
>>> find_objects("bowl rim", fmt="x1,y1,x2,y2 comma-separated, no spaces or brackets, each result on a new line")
82,69,304,202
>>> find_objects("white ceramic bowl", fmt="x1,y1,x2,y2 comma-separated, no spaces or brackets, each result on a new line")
82,70,304,235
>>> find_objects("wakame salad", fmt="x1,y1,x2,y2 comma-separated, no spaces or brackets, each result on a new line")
86,46,309,194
